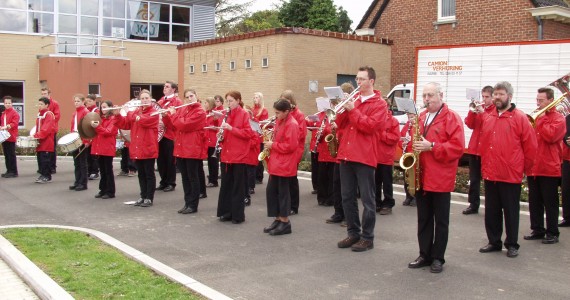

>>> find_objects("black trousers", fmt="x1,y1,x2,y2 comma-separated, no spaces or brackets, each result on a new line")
98,155,115,196
198,162,206,195
2,141,17,174
528,176,560,237
375,163,394,208
217,163,246,222
72,146,88,187
87,150,99,175
562,160,570,220
332,163,344,218
207,147,219,185
247,164,256,190
416,191,450,263
468,154,482,208
178,158,201,210
255,143,264,182
157,138,176,187
484,180,521,249
340,161,376,241
136,159,156,201
266,175,292,217
290,176,300,213
120,147,137,172
311,152,319,191
50,134,57,172
37,151,51,180
317,161,335,205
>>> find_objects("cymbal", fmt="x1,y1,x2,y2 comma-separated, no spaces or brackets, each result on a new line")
79,112,101,139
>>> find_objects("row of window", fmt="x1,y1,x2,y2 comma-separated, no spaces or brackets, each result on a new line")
190,58,270,74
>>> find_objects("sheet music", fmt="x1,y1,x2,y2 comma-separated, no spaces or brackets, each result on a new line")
466,88,480,101
315,97,331,112
324,86,345,101
394,97,417,114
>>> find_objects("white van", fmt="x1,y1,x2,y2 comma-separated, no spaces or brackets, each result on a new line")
384,83,415,130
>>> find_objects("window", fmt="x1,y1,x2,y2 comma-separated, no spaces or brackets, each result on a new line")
262,57,269,68
0,81,25,127
202,64,207,73
189,65,195,74
438,0,455,21
245,59,252,69
229,61,236,70
215,62,221,72
88,84,101,96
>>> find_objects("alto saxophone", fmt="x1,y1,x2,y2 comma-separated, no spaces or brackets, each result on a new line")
324,126,339,158
258,116,276,165
399,115,421,196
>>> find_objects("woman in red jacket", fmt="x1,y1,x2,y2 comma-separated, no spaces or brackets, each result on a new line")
1,96,20,178
252,92,268,184
263,99,299,235
163,88,206,214
204,97,220,187
216,91,257,224
113,90,159,208
90,101,118,199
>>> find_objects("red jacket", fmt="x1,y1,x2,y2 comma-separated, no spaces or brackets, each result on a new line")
335,90,387,168
290,107,307,164
205,110,220,148
163,103,206,159
158,95,182,141
480,104,538,184
464,104,495,155
33,109,56,152
528,108,565,177
1,107,19,142
48,98,60,126
252,105,268,123
316,114,336,163
376,112,400,165
399,121,414,153
418,104,465,192
268,115,300,176
220,106,257,164
70,106,90,144
114,106,159,160
91,116,118,157
87,105,98,113
307,111,326,152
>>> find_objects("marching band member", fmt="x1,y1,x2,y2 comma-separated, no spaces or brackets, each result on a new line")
90,100,118,199
244,106,261,204
252,92,268,184
263,99,299,235
41,87,60,174
204,97,220,187
478,81,537,258
1,96,19,178
69,94,90,192
463,86,495,215
279,90,306,215
33,97,56,183
307,110,325,196
163,88,206,214
335,66,387,252
400,113,416,206
375,108,400,215
313,110,333,206
217,91,257,224
524,87,565,244
560,116,570,227
113,89,160,207
156,81,182,193
85,94,100,180
407,82,464,273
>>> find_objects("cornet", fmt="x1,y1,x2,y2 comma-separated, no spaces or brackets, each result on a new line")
325,86,361,122
469,100,483,113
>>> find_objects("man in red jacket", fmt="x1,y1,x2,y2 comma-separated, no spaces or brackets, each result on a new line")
156,81,182,193
478,81,537,259
41,87,60,174
463,86,495,215
407,82,464,273
524,87,565,244
335,66,387,252
1,96,20,177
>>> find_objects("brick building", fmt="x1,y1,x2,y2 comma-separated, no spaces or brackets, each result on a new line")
177,27,392,114
356,0,570,88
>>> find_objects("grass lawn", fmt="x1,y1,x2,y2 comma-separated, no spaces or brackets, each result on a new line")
1,228,202,299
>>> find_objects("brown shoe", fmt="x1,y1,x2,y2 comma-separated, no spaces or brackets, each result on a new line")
337,236,360,248
379,207,392,215
351,239,374,252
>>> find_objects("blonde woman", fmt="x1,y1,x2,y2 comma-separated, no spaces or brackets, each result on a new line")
252,92,268,184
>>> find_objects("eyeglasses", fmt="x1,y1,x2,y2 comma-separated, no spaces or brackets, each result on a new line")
355,77,369,82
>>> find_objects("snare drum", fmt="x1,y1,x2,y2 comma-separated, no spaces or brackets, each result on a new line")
0,130,11,143
16,136,38,148
57,132,83,153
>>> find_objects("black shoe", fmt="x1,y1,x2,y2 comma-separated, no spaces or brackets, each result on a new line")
269,221,291,235
3,173,17,178
255,180,263,184
506,247,518,258
430,259,443,273
290,210,297,215
163,185,175,192
326,215,343,224
156,185,166,190
94,192,103,198
408,256,431,269
75,185,87,191
479,244,502,253
523,232,545,240
409,199,417,207
51,169,57,174
462,206,479,215
219,215,232,222
69,185,77,190
206,182,218,187
101,194,114,199
181,207,197,214
558,219,570,227
249,188,255,195
402,197,412,206
0,173,5,178
139,199,153,207
244,197,251,206
311,190,317,194
542,235,559,244
199,193,207,199
379,207,392,215
177,206,188,213
134,198,144,206
231,219,244,224
263,220,281,233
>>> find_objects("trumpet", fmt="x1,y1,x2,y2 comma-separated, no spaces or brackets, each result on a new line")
469,100,483,113
150,102,200,116
325,86,361,122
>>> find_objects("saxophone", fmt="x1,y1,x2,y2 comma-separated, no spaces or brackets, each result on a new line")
311,117,326,153
258,116,276,164
324,126,339,158
399,115,421,196
212,107,230,158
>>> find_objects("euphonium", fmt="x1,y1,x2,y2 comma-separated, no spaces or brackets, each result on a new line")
399,114,421,196
527,92,569,127
258,116,276,163
324,127,339,158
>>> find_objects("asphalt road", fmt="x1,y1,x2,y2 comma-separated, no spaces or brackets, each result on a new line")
0,158,568,300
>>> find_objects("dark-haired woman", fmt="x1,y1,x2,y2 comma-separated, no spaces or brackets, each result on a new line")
90,100,118,199
263,99,299,235
216,91,257,224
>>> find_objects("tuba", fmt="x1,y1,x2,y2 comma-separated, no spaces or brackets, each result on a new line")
399,113,421,196
527,73,570,126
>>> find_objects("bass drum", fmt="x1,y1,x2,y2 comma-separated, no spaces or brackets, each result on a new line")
119,100,164,142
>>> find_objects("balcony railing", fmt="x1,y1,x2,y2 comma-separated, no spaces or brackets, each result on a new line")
41,33,127,57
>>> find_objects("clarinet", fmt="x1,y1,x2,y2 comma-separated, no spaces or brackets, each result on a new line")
311,116,327,153
212,107,230,158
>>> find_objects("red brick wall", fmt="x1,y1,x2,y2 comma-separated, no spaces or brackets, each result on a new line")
370,0,570,87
